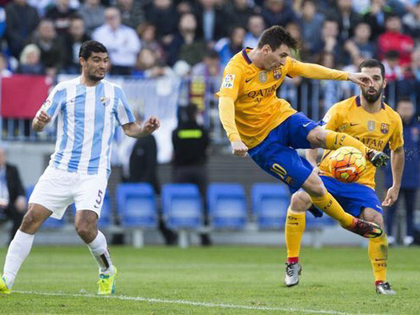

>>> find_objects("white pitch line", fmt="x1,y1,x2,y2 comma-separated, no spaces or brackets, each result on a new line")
15,290,350,314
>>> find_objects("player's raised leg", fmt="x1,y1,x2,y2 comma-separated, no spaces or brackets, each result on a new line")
0,204,52,294
75,210,117,295
360,208,396,295
307,127,389,167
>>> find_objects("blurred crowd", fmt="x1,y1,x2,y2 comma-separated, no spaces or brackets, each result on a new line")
1,0,420,110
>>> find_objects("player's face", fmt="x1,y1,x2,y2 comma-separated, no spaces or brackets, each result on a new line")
263,44,290,70
81,52,109,82
360,67,386,104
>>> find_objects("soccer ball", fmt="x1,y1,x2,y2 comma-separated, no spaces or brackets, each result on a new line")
328,146,367,183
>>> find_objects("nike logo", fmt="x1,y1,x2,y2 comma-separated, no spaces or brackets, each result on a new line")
339,166,356,172
245,78,252,83
375,259,387,262
94,205,99,209
303,122,311,127
350,123,358,126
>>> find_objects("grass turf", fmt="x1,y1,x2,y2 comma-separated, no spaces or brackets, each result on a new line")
0,246,419,314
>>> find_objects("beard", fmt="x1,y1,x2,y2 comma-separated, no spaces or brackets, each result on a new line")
362,86,383,103
87,69,105,82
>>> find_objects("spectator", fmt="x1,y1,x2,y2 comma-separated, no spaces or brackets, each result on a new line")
5,0,40,59
166,12,207,67
215,26,245,68
191,49,221,77
296,0,324,55
383,50,404,81
362,0,394,41
260,0,296,28
327,0,361,42
343,22,376,64
0,147,27,243
16,44,44,74
317,51,342,111
30,19,63,76
0,6,6,39
118,114,178,246
172,103,211,246
377,14,414,67
0,53,12,77
312,19,344,66
78,0,105,36
225,0,255,30
27,0,55,17
92,7,141,75
285,21,308,61
116,0,145,29
194,0,227,44
61,16,91,74
132,47,174,79
145,0,179,45
402,2,420,41
137,22,166,63
385,98,420,246
243,14,265,49
45,0,77,34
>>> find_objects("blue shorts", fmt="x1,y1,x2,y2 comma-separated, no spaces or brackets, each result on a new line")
316,176,383,217
248,113,319,194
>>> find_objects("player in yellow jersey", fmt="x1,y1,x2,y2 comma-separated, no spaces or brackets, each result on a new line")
217,26,388,239
284,59,404,295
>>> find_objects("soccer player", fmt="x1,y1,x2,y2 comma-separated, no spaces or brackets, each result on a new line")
284,59,404,295
0,41,160,295
217,26,388,239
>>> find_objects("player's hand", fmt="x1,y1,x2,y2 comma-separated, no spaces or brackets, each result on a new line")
37,110,51,124
348,73,373,88
142,116,160,135
382,186,399,207
231,140,248,157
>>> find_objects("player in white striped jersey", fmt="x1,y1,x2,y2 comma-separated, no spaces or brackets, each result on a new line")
0,41,160,296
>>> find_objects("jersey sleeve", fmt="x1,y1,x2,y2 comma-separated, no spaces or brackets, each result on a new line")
216,64,244,101
37,84,65,124
114,86,135,126
286,57,349,81
389,114,404,151
321,105,341,131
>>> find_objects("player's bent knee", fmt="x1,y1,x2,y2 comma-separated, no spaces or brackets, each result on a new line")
290,192,311,212
302,173,326,197
75,221,98,243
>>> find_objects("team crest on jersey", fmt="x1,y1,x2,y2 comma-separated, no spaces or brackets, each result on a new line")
101,97,110,106
380,123,390,134
273,68,282,80
259,71,268,83
222,74,235,88
367,120,376,131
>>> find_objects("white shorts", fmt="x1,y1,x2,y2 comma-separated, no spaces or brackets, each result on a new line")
29,166,108,219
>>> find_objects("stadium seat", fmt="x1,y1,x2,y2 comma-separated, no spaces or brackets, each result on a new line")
251,183,290,230
162,184,203,248
116,183,158,248
98,191,112,228
207,183,247,230
26,186,66,229
162,184,203,231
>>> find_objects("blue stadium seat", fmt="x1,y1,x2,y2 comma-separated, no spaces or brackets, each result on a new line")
116,183,158,229
207,183,247,230
162,184,202,230
26,186,65,229
98,191,112,228
252,183,290,230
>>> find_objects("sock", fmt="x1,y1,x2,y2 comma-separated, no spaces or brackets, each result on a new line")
325,131,369,156
87,231,114,275
369,233,388,283
310,191,353,227
3,230,35,289
285,209,305,262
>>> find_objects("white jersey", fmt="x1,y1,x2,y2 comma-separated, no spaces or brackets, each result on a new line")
39,77,135,175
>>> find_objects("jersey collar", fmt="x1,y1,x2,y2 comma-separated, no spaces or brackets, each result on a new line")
241,48,252,64
355,95,385,110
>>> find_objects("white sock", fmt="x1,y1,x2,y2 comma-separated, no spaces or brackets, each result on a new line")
87,231,114,275
3,230,35,289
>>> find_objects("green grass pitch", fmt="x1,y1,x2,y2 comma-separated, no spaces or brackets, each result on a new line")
0,246,419,314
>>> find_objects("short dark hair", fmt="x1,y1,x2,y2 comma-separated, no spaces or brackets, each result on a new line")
258,26,298,51
358,59,385,80
79,40,107,60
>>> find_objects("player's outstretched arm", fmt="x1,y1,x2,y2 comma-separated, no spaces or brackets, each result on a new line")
32,110,51,132
122,116,160,138
382,146,404,207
